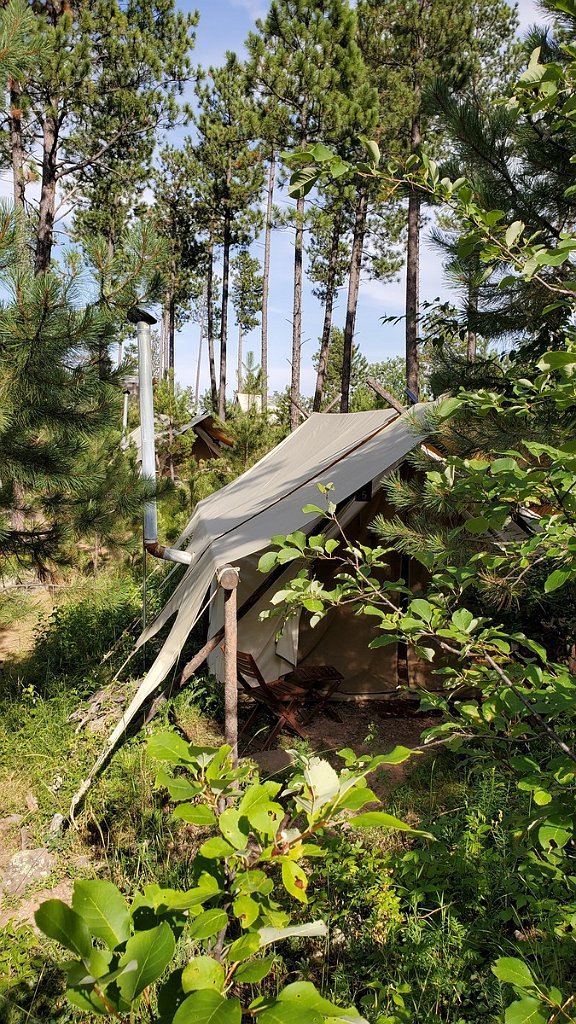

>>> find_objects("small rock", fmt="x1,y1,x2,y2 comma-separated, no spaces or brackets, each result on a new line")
251,748,295,776
49,813,65,835
2,848,55,896
0,814,23,833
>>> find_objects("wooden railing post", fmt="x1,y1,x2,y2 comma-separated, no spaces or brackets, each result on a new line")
216,564,240,765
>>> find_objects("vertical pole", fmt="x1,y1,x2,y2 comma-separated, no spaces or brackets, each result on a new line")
217,565,240,766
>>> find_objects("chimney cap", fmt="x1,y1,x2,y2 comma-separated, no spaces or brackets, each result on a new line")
127,306,157,326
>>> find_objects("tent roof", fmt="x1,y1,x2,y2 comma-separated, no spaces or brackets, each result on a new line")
70,406,428,814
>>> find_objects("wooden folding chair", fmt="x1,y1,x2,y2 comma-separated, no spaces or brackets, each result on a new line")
235,651,343,749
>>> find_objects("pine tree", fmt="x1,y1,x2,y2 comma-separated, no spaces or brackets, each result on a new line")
248,0,372,429
306,185,353,411
193,53,264,420
0,213,165,573
152,145,207,379
231,250,263,391
8,0,196,272
359,0,518,397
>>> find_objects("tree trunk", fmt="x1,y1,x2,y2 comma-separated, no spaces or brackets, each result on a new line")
313,211,343,412
237,322,243,391
35,108,58,273
290,193,305,432
405,114,421,399
467,269,478,363
261,152,275,413
195,290,205,411
206,240,218,411
340,189,368,413
8,78,25,211
168,286,176,379
218,208,231,421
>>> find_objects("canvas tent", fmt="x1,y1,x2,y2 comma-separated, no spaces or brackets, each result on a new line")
128,411,233,466
70,406,431,814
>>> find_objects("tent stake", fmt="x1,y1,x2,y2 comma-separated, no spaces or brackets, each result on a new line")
217,564,240,766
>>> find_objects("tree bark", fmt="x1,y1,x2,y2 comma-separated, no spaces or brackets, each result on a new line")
218,206,231,421
290,193,305,432
314,210,342,412
35,107,58,273
340,189,368,413
237,322,243,392
261,152,275,413
8,78,25,211
406,111,421,399
194,289,205,411
168,286,176,378
467,269,478,362
206,240,218,411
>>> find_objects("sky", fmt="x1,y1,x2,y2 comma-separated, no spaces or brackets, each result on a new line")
172,0,545,400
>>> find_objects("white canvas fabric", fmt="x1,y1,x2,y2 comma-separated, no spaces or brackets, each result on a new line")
70,407,427,814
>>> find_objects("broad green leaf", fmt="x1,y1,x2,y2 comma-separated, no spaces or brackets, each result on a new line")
72,880,130,951
504,996,548,1024
436,396,462,420
538,823,571,849
66,986,109,1016
278,981,367,1020
304,758,340,806
35,900,92,959
493,957,536,989
257,1006,322,1024
199,837,235,859
258,551,278,574
258,921,327,946
351,811,433,837
174,803,217,826
155,770,202,803
310,142,335,162
359,136,380,166
465,516,489,534
233,893,260,928
234,956,275,983
505,220,524,247
229,932,261,962
148,733,193,764
117,922,175,1001
537,350,576,371
372,746,415,765
173,991,241,1024
544,569,572,593
280,859,308,903
451,608,475,633
410,599,434,622
219,808,249,849
182,956,225,993
188,909,228,940
301,504,325,515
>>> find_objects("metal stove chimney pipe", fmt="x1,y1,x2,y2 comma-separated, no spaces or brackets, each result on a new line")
128,307,192,566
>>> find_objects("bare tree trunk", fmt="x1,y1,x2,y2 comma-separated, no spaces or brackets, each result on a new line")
207,240,218,411
261,152,275,413
194,289,205,411
35,108,58,273
467,269,478,363
168,286,176,379
237,322,243,391
340,189,368,413
290,194,305,432
406,115,421,399
218,208,231,421
8,78,25,210
313,211,342,412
